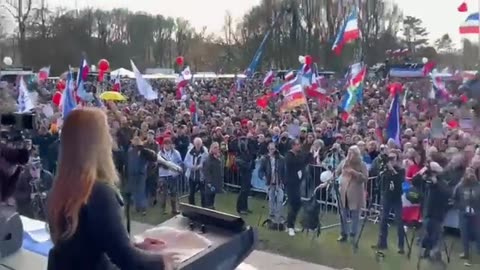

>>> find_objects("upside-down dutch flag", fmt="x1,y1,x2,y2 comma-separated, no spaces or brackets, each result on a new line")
38,66,50,83
263,70,275,87
459,12,479,34
332,10,360,55
273,75,299,95
386,93,401,146
112,74,121,92
76,58,93,102
280,78,307,112
284,70,296,81
176,66,192,99
430,74,451,100
306,73,332,104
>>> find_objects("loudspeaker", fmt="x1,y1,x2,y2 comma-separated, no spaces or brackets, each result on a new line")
0,207,23,258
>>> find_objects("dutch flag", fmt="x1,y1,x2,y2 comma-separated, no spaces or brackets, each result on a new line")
332,10,360,55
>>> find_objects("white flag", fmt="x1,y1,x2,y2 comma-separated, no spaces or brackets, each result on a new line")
17,77,35,112
130,60,158,100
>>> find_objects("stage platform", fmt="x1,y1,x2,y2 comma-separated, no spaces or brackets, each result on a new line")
1,221,336,270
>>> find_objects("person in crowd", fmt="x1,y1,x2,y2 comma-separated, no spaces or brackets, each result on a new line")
127,136,158,215
412,161,451,261
202,142,223,209
258,142,286,228
452,167,480,265
372,150,405,254
285,139,309,236
47,108,175,270
174,125,190,160
32,125,58,173
144,130,159,206
277,132,292,156
157,137,182,215
14,157,53,220
235,137,256,214
337,145,369,242
185,137,208,207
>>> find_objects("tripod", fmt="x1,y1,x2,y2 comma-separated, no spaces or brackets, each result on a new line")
124,192,132,235
353,170,389,253
414,184,453,270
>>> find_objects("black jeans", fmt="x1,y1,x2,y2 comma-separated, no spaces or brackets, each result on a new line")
236,173,251,212
286,185,301,229
188,179,206,207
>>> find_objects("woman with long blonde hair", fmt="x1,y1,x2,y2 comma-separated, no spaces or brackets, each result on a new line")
337,145,368,242
47,108,173,270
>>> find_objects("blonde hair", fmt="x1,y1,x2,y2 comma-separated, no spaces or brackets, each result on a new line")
48,108,119,244
209,142,219,153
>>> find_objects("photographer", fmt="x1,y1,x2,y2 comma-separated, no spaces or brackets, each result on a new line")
234,137,256,214
452,167,480,264
14,157,53,220
0,143,29,202
372,151,405,253
285,139,309,237
412,161,451,260
258,142,286,228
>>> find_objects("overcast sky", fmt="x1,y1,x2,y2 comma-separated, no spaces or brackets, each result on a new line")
9,0,480,46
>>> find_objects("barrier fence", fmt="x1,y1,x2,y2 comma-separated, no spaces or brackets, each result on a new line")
160,162,460,230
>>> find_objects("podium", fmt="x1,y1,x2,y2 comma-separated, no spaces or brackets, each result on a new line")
162,203,258,270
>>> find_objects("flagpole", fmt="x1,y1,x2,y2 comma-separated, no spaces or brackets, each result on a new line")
304,102,317,139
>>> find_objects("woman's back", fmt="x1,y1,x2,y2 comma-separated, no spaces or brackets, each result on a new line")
48,181,164,270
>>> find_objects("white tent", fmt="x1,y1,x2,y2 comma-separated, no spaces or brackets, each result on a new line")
111,68,135,78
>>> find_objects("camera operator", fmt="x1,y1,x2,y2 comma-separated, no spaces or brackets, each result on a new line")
412,161,451,261
285,139,309,237
13,157,53,220
258,142,286,228
234,136,256,215
452,167,480,264
372,150,405,253
0,142,30,202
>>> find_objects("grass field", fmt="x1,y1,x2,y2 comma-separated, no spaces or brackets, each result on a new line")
132,192,477,270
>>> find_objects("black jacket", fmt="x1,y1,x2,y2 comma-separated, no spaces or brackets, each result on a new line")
284,150,308,189
47,182,165,270
412,173,451,220
379,166,404,203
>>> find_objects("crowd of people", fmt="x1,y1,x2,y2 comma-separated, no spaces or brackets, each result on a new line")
1,67,480,267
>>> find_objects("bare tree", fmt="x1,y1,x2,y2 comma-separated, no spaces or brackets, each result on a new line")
2,0,34,63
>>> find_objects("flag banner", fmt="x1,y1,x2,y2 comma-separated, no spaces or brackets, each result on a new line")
62,72,77,120
460,12,479,34
17,77,35,113
131,60,158,100
386,93,401,145
332,10,360,55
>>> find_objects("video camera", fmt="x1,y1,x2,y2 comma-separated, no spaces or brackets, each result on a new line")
0,113,35,144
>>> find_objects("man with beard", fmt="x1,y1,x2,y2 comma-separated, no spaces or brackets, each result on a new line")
285,139,309,236
174,125,190,160
235,137,256,214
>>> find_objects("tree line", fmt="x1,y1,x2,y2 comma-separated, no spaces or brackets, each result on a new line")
0,0,477,75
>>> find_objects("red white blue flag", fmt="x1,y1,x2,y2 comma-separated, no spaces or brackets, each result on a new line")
332,10,360,55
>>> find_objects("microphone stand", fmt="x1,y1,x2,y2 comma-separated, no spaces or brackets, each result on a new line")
125,192,131,235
